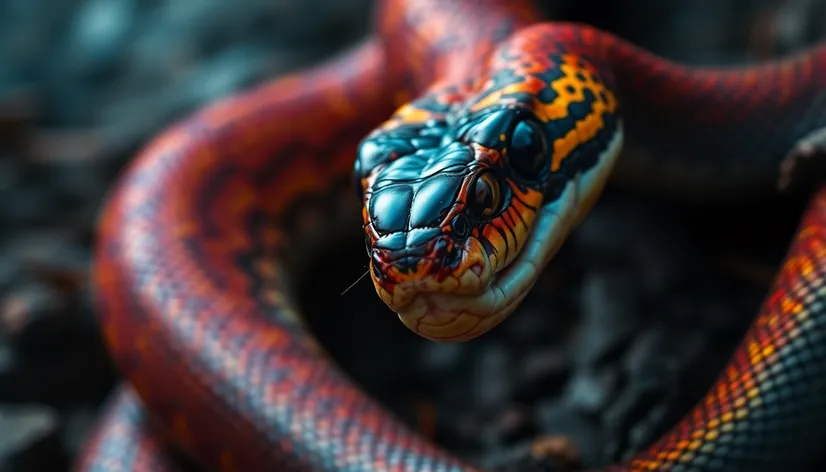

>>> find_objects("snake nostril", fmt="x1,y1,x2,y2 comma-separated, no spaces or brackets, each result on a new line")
432,235,461,267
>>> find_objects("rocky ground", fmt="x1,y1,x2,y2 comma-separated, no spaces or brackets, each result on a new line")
0,1,824,471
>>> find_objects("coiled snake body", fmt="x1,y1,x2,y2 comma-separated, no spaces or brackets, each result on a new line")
76,0,826,471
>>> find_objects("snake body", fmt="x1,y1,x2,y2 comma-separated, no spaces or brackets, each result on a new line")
75,0,826,471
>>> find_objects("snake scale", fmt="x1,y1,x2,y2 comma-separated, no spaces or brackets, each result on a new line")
73,0,826,471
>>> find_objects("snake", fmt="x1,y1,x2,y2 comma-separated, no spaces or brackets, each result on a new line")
72,0,826,471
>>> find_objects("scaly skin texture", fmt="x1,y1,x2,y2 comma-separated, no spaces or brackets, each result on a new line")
75,0,826,471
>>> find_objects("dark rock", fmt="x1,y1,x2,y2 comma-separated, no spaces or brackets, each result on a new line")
432,380,486,450
500,270,578,346
622,327,698,383
0,256,16,296
0,156,22,194
514,347,571,403
72,288,104,341
2,232,90,280
563,367,620,415
536,399,605,468
0,343,115,408
470,343,513,411
65,0,137,80
0,405,64,472
417,341,466,379
0,278,70,355
575,271,644,368
480,441,569,472
29,160,109,207
478,404,537,448
60,407,97,457
185,43,284,104
0,187,54,227
573,198,692,296
0,343,15,375
500,300,556,344
0,88,38,154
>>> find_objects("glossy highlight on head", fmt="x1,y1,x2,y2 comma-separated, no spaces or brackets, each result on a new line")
356,28,623,341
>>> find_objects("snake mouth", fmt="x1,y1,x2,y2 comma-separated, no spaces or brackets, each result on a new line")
373,126,624,342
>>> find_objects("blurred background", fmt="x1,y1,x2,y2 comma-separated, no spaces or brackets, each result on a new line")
0,0,824,471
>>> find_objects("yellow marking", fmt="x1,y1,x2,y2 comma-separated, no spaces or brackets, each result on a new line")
785,256,814,279
499,133,506,141
780,297,803,316
482,225,507,254
396,103,433,123
471,75,546,112
543,55,618,172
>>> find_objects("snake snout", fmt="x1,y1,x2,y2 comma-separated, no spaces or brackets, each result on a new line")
371,234,459,277
369,233,492,313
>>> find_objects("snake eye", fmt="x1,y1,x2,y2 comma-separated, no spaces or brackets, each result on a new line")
469,171,503,219
508,120,547,179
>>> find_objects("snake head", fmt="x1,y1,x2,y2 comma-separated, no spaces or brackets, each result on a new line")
355,35,623,342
